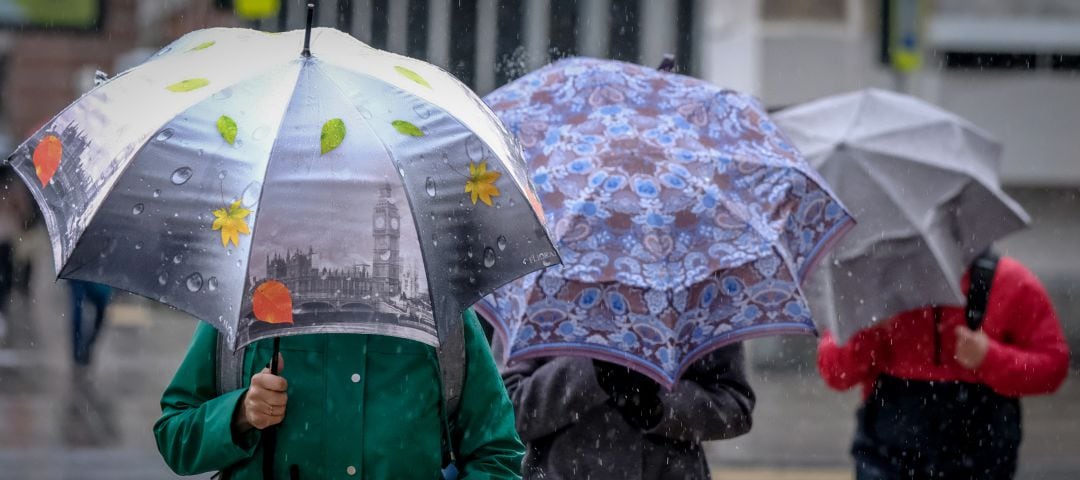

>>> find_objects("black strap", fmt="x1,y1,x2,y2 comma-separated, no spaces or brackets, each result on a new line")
965,250,1000,330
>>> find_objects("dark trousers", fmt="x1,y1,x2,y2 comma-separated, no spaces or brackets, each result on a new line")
70,281,112,365
853,375,1021,480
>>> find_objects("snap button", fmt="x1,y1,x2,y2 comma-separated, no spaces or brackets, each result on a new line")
351,373,361,383
346,465,356,475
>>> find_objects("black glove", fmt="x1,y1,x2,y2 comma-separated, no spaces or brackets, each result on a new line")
593,360,664,430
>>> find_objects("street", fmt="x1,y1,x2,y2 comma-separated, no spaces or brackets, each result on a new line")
1,229,1077,479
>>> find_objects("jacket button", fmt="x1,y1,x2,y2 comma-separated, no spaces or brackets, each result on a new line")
351,373,361,383
346,465,356,475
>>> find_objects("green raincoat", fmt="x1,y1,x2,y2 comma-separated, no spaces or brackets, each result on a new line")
154,309,524,479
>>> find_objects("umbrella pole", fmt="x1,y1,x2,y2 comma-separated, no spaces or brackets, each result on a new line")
263,336,282,480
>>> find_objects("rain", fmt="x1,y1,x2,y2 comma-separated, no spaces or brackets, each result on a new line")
0,1,1077,480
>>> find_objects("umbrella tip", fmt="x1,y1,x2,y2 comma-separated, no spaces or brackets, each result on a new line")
657,53,676,72
302,2,315,57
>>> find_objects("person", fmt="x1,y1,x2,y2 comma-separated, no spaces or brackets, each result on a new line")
0,166,36,341
818,255,1070,480
491,330,755,480
154,308,525,479
69,280,113,366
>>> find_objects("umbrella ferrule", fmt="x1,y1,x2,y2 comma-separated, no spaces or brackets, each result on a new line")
302,2,314,57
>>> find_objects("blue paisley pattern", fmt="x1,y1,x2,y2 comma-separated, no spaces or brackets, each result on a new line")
477,58,853,387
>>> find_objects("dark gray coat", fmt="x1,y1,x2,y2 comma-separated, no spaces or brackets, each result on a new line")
492,339,755,480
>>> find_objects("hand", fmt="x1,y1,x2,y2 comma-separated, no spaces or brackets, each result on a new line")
954,326,990,369
593,360,663,430
234,354,288,433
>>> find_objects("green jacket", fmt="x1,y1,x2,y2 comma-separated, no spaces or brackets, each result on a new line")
153,309,524,479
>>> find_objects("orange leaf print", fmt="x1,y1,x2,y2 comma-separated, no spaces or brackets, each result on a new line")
253,280,294,324
32,135,62,187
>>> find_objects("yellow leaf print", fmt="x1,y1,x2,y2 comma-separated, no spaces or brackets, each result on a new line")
465,161,501,207
211,199,251,248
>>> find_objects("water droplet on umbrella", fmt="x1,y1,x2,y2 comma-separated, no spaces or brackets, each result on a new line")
497,236,508,251
252,125,270,140
132,203,144,215
171,167,193,185
358,107,374,119
467,247,474,259
432,234,438,246
483,247,496,268
466,136,483,161
425,177,437,197
156,46,173,56
226,249,231,256
240,181,261,207
379,250,391,261
412,104,431,119
442,152,450,164
207,276,218,291
155,129,174,142
236,259,243,267
186,273,204,292
542,255,557,266
153,189,162,198
134,241,143,250
173,254,183,264
509,198,516,207
158,272,169,286
212,88,233,100
218,170,227,180
469,276,476,285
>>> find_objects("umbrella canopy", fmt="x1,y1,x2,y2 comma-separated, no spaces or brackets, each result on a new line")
4,27,558,350
774,88,1029,343
475,58,853,388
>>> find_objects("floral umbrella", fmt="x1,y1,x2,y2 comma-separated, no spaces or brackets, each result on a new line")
3,26,557,355
475,57,853,388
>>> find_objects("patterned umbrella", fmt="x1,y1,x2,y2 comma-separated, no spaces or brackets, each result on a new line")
774,89,1030,343
475,58,853,388
3,26,557,354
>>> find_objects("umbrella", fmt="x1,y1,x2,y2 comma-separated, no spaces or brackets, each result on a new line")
5,21,556,381
474,57,853,388
773,88,1029,343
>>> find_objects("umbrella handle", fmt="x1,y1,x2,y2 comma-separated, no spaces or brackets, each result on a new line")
263,336,282,480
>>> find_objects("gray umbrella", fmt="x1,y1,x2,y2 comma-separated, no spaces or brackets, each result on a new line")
774,88,1029,343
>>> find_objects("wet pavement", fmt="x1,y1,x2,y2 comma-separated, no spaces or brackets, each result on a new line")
1,228,1077,479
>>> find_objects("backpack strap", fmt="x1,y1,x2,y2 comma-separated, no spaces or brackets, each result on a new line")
215,330,246,396
965,250,1000,330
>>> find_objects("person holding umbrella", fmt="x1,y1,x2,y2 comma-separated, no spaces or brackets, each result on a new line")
774,89,1071,480
4,12,562,479
477,58,854,480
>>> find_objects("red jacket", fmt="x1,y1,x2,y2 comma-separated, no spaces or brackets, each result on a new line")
818,257,1070,399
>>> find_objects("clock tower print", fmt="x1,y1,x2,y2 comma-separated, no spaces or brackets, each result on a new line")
373,181,402,299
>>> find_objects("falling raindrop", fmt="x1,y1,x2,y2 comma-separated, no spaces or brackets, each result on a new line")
483,247,496,268
171,167,193,185
158,272,169,286
153,189,162,198
497,235,508,251
155,128,174,142
207,276,219,291
425,177,437,197
186,272,204,292
173,254,183,264
132,203,145,215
